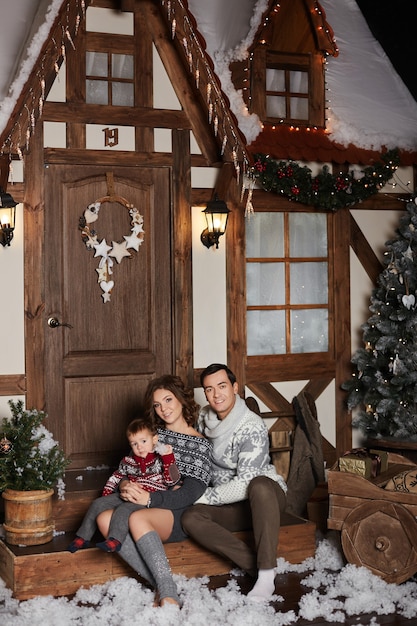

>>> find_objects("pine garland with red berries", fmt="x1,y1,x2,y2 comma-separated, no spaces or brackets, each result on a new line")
251,149,400,211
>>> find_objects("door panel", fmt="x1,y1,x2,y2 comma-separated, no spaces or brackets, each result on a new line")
44,165,172,468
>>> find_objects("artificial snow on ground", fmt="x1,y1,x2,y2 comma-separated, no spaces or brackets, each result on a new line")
1,532,416,625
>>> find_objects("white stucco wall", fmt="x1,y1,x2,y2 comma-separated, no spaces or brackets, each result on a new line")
0,157,25,416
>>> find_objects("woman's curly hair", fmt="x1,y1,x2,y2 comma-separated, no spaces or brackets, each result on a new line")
143,375,199,427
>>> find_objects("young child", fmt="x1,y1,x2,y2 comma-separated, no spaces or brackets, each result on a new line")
67,417,180,553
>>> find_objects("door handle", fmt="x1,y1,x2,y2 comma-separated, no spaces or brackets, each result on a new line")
47,317,73,329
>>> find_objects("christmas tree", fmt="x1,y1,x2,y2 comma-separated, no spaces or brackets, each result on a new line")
343,197,417,440
0,400,70,491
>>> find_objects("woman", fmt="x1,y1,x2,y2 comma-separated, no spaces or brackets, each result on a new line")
96,375,212,607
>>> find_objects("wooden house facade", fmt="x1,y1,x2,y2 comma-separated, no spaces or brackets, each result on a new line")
0,0,415,477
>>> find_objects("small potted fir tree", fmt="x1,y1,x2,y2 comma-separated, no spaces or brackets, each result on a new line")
0,400,70,545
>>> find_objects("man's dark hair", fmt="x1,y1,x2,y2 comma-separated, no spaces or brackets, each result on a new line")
200,363,237,388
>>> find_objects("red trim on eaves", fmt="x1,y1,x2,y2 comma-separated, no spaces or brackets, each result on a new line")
248,125,417,166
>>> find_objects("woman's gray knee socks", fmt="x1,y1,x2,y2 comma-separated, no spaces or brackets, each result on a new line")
135,531,179,604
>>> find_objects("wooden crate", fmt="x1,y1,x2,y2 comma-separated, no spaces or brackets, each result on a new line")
328,453,417,531
327,453,417,583
0,513,316,600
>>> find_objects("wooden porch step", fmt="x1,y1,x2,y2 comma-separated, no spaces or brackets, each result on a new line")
0,513,316,600
51,469,112,531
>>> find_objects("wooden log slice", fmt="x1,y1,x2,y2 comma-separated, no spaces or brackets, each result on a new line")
341,500,417,584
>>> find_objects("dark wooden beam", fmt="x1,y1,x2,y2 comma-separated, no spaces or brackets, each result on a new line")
139,0,221,165
333,208,352,456
226,169,246,389
172,129,193,386
349,213,384,284
0,155,10,189
246,354,336,381
246,382,293,414
24,129,46,411
302,377,334,401
43,148,207,167
43,103,191,130
0,375,26,396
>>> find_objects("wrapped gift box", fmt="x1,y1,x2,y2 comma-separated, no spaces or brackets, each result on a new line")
339,454,373,478
369,449,389,473
338,448,387,478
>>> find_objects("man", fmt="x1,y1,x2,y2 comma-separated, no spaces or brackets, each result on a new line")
181,363,287,602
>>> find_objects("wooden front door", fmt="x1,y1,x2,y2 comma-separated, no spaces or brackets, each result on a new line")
44,165,172,469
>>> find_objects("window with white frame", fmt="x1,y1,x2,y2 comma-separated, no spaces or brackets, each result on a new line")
246,211,330,356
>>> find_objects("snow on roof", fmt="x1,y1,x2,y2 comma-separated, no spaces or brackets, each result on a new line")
1,0,417,158
322,0,417,152
191,0,417,154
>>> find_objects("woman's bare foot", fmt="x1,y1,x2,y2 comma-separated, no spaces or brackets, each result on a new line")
160,596,180,607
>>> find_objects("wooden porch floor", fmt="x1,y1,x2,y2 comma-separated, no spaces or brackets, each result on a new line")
0,511,316,601
0,532,415,624
209,571,416,625
1,470,415,623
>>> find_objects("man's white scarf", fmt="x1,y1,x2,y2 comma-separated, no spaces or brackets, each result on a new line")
202,394,251,460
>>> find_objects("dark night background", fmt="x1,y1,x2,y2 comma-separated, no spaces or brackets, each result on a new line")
356,0,417,101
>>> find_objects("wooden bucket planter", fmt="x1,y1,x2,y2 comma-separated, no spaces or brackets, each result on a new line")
2,488,54,546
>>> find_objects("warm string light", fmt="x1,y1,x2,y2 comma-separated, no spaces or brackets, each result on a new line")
1,0,352,213
312,1,339,56
246,2,337,147
254,1,338,55
248,150,400,211
1,0,86,159
256,2,282,46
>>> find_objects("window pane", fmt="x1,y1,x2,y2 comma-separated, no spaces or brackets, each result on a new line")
266,68,285,91
290,71,308,93
246,263,285,306
289,213,327,257
245,210,331,357
266,95,286,118
290,97,308,119
247,310,286,355
246,213,284,257
86,51,108,77
112,82,134,106
290,262,328,304
86,79,108,104
112,54,134,79
291,309,328,353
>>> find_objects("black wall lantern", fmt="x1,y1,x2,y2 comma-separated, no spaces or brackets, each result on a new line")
200,195,230,249
0,188,18,247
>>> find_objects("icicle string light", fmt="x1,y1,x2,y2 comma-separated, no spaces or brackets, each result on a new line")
65,27,76,50
160,0,251,183
1,0,86,159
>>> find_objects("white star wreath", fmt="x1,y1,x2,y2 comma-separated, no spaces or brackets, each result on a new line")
79,195,145,303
